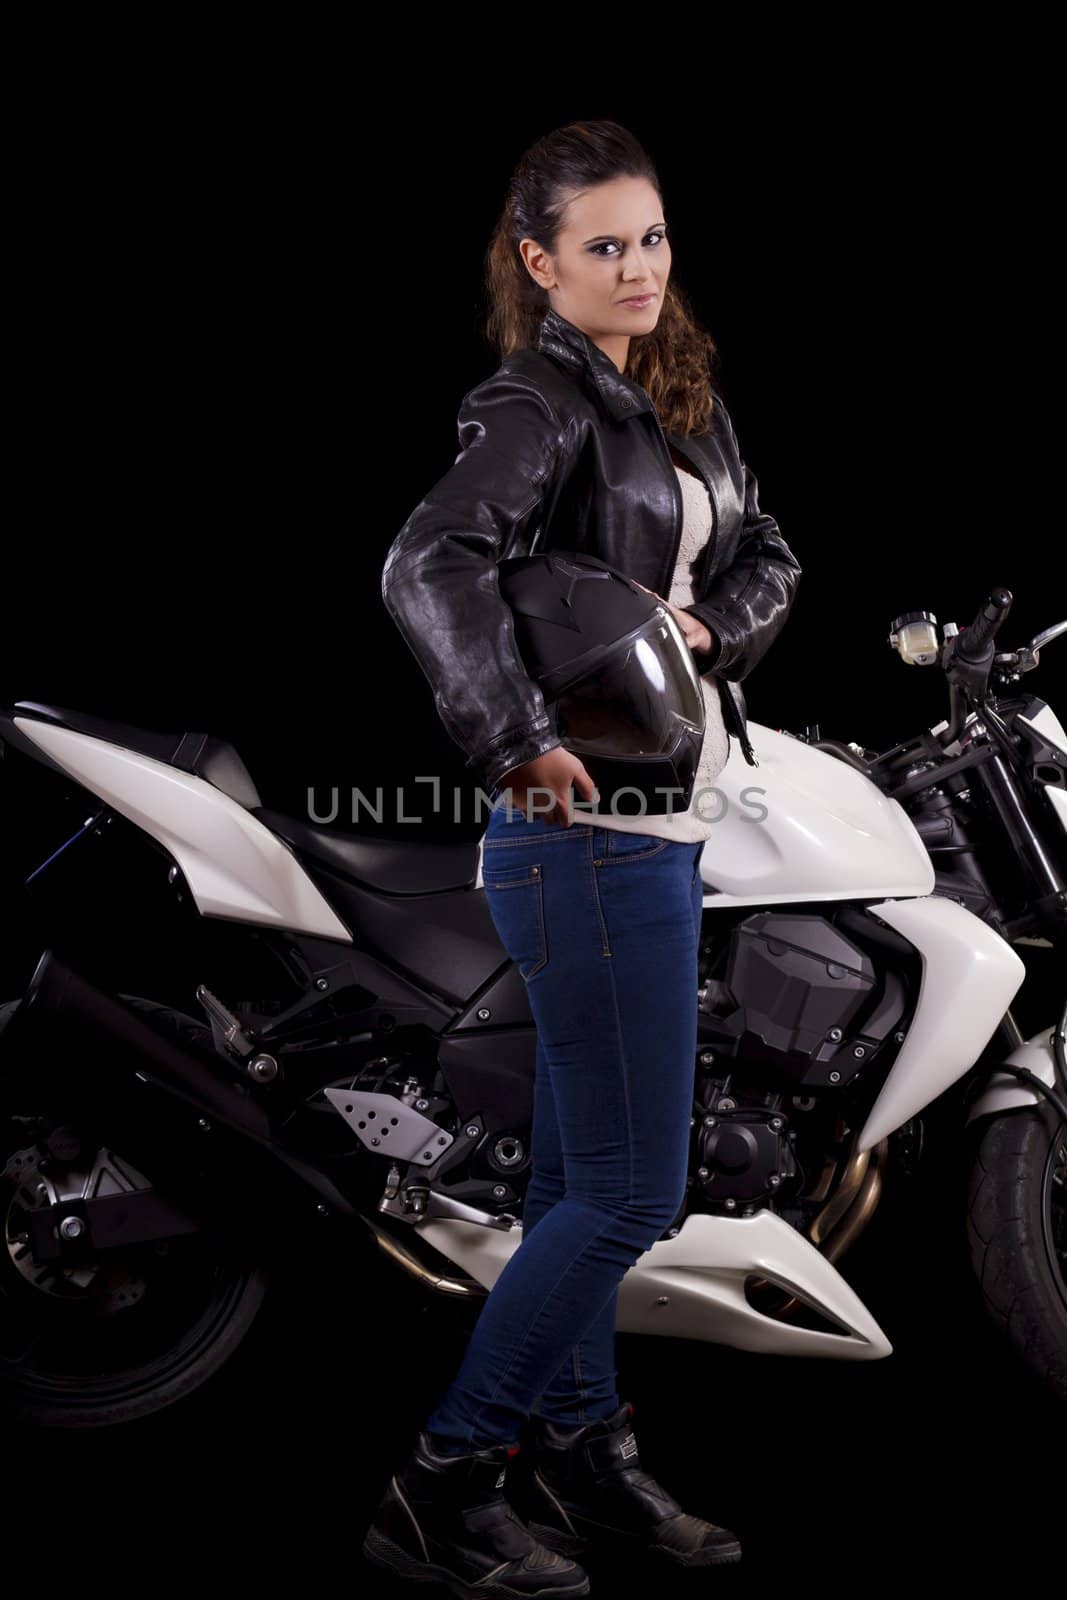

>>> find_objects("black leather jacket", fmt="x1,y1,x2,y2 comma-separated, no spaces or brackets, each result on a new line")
382,305,802,794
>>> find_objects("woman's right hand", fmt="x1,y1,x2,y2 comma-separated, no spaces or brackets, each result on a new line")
496,747,599,826
633,580,714,654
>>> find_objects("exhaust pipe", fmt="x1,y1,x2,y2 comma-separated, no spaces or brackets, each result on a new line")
12,948,271,1140
2,949,356,1245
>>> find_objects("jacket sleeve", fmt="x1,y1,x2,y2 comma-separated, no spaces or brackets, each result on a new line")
381,366,568,793
681,398,802,683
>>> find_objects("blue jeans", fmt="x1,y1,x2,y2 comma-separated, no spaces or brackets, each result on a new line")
423,798,704,1453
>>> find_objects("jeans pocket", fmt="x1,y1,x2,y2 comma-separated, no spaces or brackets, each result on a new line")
595,828,670,864
481,858,548,980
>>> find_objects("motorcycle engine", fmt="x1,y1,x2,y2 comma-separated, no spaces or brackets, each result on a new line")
689,909,910,1214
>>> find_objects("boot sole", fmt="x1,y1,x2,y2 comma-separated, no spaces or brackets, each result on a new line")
529,1517,743,1569
362,1524,592,1598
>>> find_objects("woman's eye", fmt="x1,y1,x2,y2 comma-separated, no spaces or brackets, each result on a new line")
591,230,668,258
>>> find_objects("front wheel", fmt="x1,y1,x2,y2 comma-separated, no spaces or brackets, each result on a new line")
0,997,271,1429
966,1096,1067,1405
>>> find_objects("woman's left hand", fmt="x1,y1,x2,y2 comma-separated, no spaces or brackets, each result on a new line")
634,583,714,654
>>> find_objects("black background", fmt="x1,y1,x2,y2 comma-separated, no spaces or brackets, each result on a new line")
5,90,1063,835
3,66,1063,1584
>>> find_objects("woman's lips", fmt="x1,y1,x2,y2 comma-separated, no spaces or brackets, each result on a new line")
619,294,655,307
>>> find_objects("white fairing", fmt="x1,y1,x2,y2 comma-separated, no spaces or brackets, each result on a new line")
14,718,352,942
1019,700,1067,755
1049,784,1067,838
1044,784,1067,838
693,721,935,904
416,1209,892,1360
855,896,1026,1149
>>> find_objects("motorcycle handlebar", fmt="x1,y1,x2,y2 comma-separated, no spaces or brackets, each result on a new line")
954,586,1013,663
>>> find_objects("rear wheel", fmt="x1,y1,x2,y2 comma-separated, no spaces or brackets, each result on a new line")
965,1096,1067,1405
0,996,270,1428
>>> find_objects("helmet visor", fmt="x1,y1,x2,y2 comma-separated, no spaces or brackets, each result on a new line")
553,611,705,758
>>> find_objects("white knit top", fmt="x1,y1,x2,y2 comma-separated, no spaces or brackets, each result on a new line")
586,463,731,842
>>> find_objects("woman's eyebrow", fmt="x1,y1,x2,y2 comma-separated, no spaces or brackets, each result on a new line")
582,221,667,244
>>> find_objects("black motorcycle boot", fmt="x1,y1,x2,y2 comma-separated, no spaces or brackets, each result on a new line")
361,1428,592,1598
517,1400,743,1569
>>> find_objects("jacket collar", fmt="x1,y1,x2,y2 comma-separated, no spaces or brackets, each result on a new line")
537,306,654,422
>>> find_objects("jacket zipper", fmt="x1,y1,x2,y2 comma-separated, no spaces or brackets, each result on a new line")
645,409,684,598
669,432,719,595
643,409,758,767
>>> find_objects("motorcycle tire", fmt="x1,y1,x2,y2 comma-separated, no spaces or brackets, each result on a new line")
965,1096,1067,1405
0,994,271,1429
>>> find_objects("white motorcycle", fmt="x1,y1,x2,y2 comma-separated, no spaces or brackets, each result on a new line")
0,585,1064,1427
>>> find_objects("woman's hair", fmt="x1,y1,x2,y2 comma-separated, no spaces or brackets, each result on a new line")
485,119,718,438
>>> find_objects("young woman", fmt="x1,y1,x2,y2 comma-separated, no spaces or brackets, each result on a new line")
365,119,801,1598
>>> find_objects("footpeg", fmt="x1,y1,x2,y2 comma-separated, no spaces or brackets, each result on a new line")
196,984,256,1059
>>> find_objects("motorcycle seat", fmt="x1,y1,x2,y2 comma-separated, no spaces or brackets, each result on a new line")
11,701,262,811
250,806,481,895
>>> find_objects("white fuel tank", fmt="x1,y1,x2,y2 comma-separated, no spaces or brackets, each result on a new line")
696,720,935,905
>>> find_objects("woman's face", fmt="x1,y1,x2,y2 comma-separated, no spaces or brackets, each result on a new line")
520,176,671,368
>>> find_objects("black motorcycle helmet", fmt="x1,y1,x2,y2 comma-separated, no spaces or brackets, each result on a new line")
496,551,706,816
